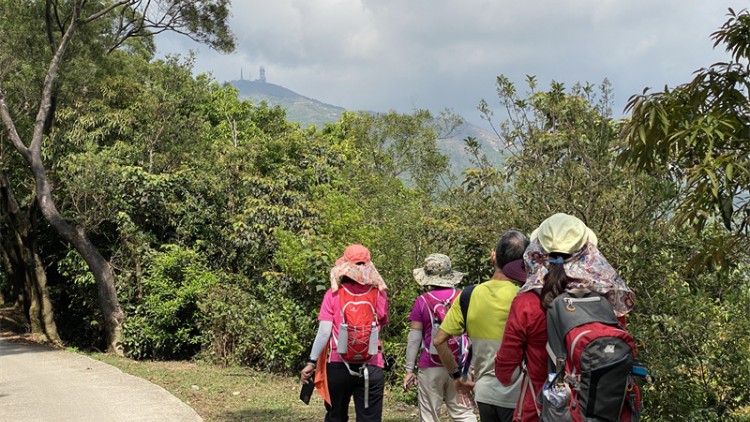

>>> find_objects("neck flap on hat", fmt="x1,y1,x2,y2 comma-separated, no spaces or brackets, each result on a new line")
330,255,387,292
519,238,635,316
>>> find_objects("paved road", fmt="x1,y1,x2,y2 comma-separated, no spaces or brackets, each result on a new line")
0,336,203,421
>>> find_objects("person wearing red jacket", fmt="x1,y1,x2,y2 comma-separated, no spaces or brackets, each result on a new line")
494,290,547,422
494,213,635,422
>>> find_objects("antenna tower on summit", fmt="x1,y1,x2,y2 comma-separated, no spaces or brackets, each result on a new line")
259,66,266,83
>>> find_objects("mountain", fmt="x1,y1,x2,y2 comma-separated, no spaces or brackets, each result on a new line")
229,79,345,128
227,79,505,174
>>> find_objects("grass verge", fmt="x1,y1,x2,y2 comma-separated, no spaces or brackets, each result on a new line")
91,354,419,422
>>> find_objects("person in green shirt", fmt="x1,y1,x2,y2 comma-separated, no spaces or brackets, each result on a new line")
433,230,528,422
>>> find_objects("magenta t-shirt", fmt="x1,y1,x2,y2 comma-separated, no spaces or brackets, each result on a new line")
408,288,460,368
318,282,389,367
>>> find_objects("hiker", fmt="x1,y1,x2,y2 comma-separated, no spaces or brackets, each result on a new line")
433,230,528,422
494,213,638,422
299,244,389,422
403,253,476,422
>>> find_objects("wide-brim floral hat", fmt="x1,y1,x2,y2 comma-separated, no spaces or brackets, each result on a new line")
329,244,387,292
519,216,635,316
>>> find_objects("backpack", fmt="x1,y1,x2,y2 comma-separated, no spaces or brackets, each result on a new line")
420,290,469,366
541,291,642,422
457,284,476,376
335,284,380,364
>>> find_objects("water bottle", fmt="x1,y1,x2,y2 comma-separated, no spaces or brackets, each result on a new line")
429,323,440,354
337,323,349,354
368,322,379,355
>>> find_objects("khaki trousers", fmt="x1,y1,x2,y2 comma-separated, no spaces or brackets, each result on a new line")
417,366,477,422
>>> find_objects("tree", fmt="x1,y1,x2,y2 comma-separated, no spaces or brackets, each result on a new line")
473,75,673,258
619,8,750,266
0,0,233,353
616,11,750,418
0,174,61,345
332,110,459,196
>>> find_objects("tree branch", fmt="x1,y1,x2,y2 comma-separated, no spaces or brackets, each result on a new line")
29,2,84,155
0,87,31,162
80,0,130,25
45,0,57,50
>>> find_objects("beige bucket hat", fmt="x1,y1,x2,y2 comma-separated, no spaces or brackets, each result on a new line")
413,253,464,288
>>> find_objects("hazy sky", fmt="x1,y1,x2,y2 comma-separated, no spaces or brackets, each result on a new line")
157,0,747,127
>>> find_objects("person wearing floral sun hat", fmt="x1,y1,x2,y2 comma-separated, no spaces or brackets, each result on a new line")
300,244,389,422
403,254,476,422
494,213,635,422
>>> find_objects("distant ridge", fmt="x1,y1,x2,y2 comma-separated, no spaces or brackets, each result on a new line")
228,79,344,128
226,78,505,173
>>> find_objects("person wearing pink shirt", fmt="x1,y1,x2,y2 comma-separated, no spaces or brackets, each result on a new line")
403,254,476,422
300,244,389,422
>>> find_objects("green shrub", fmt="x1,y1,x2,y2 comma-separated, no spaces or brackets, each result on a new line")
199,279,262,366
50,250,105,349
200,272,317,373
123,245,218,360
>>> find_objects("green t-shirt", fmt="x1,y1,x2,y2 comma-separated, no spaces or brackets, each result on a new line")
441,279,522,408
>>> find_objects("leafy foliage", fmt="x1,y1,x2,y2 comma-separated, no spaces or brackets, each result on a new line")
124,245,218,360
619,8,750,259
614,9,750,419
475,74,750,420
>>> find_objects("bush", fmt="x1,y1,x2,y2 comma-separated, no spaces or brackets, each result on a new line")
123,245,218,360
200,272,317,372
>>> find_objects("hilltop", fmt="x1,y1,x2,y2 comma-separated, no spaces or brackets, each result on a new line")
229,79,345,127
227,78,505,174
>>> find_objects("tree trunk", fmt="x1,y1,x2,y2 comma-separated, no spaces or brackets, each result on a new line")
0,175,61,344
29,204,60,345
33,248,61,344
35,182,124,353
1,240,34,328
23,266,44,338
0,245,25,309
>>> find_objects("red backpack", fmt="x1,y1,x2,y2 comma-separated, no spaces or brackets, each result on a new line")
335,284,380,364
421,290,470,367
541,291,641,422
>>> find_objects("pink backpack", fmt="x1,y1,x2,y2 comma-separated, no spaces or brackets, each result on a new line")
421,290,470,367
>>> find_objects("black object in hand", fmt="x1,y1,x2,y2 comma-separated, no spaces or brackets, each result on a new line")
299,380,315,405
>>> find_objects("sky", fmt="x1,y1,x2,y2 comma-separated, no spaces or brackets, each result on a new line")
156,0,748,127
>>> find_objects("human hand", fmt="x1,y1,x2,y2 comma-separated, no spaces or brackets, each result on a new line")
300,363,315,384
453,376,475,407
403,371,417,392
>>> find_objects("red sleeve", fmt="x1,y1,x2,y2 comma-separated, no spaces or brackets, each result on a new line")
495,294,528,385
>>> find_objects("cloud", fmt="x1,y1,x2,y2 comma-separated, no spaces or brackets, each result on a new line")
156,0,748,124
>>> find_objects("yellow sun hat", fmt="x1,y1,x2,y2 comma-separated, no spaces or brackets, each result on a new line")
530,213,598,254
